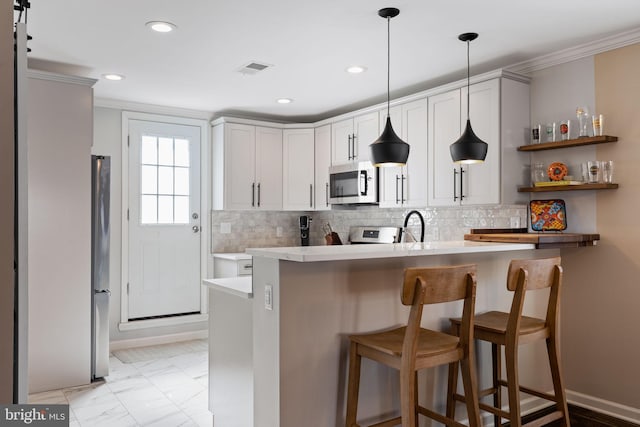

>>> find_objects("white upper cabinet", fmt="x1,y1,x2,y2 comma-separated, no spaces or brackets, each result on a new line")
314,124,332,211
282,128,315,211
331,111,378,165
212,122,282,210
428,77,527,206
378,98,428,208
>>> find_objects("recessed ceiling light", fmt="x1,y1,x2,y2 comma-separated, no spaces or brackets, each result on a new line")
146,21,176,33
346,65,367,74
102,73,125,81
277,98,293,104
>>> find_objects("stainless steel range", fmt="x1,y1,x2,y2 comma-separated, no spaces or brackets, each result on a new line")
348,226,402,244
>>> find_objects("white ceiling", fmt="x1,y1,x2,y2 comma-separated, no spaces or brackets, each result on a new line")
19,0,640,122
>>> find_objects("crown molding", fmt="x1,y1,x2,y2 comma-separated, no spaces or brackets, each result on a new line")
95,97,214,120
507,27,640,75
27,69,97,87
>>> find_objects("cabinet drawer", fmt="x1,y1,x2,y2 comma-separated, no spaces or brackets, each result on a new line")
237,260,253,276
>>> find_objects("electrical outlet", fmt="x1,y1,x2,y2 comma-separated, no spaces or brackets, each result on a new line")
276,226,283,237
220,222,231,234
510,217,521,228
264,284,273,311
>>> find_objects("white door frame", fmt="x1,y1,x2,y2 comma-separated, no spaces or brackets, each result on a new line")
120,111,209,331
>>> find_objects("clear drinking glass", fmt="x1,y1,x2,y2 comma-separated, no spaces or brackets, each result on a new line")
587,160,600,183
560,120,571,141
602,160,614,183
577,107,590,137
531,124,541,144
592,114,604,136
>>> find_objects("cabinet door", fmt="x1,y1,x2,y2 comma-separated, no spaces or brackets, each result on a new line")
378,106,404,207
352,111,379,163
331,118,353,165
428,89,461,206
402,98,428,207
255,126,283,210
314,124,332,211
461,79,500,204
282,129,315,210
224,123,256,210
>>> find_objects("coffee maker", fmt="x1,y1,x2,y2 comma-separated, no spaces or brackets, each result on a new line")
299,215,311,246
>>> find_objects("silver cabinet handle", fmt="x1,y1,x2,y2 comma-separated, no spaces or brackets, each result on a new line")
192,225,200,233
460,168,465,201
401,175,406,203
257,183,261,207
395,175,400,204
325,183,329,207
347,134,352,160
310,184,313,208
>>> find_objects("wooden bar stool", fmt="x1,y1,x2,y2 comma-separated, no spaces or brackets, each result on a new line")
447,257,570,427
345,265,482,427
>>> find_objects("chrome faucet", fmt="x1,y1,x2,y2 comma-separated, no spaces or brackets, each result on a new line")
403,210,425,243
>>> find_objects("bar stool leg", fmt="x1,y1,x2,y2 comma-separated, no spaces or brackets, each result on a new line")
460,353,481,427
547,336,571,426
492,343,502,427
345,342,361,427
505,342,521,427
446,361,459,419
399,364,417,427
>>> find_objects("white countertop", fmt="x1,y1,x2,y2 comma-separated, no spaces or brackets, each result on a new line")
202,277,252,299
245,241,536,262
212,252,252,261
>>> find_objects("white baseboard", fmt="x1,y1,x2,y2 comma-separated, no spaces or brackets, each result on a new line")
567,389,640,424
109,330,208,352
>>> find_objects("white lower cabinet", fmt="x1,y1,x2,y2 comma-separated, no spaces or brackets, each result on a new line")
428,77,529,206
283,128,315,210
378,98,428,208
212,122,282,210
314,124,332,210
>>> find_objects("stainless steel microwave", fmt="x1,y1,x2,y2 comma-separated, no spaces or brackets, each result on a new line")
328,161,378,205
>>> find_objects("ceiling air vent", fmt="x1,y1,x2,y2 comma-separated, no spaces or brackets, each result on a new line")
236,61,272,75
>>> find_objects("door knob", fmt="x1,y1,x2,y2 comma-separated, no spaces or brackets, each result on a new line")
192,225,200,233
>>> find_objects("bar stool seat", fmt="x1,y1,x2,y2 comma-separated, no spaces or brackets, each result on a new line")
447,257,570,427
345,265,482,427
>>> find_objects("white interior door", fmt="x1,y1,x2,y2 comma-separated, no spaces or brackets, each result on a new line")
128,120,201,319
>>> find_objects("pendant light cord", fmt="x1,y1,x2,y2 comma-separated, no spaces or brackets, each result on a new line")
466,40,470,120
386,16,391,118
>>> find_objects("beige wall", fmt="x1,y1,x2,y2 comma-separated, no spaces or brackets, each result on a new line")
562,43,640,409
0,0,15,403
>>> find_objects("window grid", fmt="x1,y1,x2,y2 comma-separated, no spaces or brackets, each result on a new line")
140,135,190,225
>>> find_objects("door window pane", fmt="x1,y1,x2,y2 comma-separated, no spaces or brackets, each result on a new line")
174,196,189,224
174,139,190,167
158,137,174,166
174,167,189,196
139,134,193,225
141,136,157,164
158,166,174,195
141,165,157,194
141,195,158,224
158,196,173,224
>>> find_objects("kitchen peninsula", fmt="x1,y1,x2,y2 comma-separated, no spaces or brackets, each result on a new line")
205,241,561,427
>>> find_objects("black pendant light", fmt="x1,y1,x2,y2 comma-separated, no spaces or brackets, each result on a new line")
370,7,409,167
450,32,488,164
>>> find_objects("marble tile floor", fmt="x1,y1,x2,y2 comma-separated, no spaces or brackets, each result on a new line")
28,340,212,427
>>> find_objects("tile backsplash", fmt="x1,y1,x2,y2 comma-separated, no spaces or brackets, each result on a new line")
210,205,527,253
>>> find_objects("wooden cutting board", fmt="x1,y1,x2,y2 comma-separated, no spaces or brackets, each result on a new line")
464,231,600,248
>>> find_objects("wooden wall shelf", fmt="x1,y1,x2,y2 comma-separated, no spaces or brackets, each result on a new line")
518,135,618,152
518,183,618,193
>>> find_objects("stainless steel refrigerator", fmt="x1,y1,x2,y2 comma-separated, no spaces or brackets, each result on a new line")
91,155,111,380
